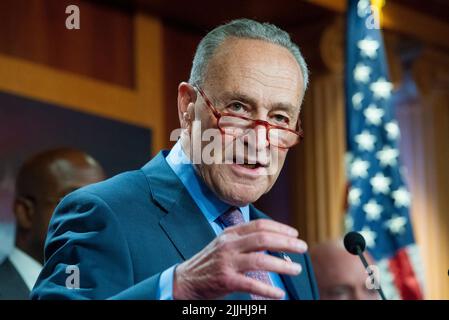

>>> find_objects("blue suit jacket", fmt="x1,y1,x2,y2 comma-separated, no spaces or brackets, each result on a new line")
31,151,319,300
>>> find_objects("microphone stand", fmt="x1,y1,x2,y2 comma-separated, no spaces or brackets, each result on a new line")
356,246,387,300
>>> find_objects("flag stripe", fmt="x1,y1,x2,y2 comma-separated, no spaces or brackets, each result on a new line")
377,258,401,299
406,245,426,295
388,247,423,299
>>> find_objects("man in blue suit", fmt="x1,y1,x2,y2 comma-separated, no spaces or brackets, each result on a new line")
32,18,319,300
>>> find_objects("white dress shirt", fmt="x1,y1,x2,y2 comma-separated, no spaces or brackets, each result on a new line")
8,247,43,291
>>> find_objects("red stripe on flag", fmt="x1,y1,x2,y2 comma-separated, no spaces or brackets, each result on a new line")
388,248,423,300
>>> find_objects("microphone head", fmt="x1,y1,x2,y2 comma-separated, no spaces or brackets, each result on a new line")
344,231,366,255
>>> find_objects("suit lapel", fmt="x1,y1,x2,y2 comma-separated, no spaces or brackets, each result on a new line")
159,190,217,261
249,205,309,300
270,251,309,300
142,152,251,300
0,258,30,300
142,151,250,300
142,151,217,261
143,153,308,300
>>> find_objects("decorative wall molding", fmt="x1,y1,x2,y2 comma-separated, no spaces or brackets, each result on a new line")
0,13,165,155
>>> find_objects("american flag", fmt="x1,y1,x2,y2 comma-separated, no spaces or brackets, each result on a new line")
344,0,424,299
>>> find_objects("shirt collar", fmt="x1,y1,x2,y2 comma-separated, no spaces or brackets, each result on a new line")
166,140,249,223
8,247,42,291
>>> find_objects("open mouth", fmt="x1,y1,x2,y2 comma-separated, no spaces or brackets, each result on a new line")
238,163,260,169
232,157,268,169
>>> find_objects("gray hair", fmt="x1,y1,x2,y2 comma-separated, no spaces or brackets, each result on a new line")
189,18,309,96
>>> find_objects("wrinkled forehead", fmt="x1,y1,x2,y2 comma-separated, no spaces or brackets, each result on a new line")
202,38,304,107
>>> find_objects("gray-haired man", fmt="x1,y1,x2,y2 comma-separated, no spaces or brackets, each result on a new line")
32,19,319,300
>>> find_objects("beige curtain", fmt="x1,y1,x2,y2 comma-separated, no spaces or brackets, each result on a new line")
291,72,346,244
396,48,449,299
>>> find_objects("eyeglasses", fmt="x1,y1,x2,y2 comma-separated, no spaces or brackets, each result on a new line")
193,84,304,149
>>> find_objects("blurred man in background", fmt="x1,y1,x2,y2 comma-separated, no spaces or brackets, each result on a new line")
310,240,379,300
0,148,105,299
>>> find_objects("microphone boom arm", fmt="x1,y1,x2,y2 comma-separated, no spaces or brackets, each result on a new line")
356,245,387,301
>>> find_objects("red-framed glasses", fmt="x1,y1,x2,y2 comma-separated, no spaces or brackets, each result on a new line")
193,84,304,149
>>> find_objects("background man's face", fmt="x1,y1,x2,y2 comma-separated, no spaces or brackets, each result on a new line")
33,158,105,252
14,150,106,264
311,243,380,300
192,38,304,206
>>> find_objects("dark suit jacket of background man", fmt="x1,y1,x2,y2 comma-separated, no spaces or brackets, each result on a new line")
0,258,30,300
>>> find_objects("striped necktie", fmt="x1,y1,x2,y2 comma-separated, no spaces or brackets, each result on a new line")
218,207,273,300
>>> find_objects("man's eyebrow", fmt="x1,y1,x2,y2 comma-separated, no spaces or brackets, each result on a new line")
219,91,299,115
219,91,258,106
271,102,299,115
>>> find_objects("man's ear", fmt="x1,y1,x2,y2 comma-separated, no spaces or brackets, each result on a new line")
13,196,35,231
177,82,197,130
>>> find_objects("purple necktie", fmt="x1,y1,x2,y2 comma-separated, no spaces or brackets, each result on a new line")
218,207,273,300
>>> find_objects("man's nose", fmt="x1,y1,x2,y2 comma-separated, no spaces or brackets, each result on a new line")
254,124,269,150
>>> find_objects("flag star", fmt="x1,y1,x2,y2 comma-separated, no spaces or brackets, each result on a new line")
385,215,408,235
370,77,393,99
355,130,377,151
376,146,399,167
349,187,362,206
352,92,364,110
385,121,400,140
357,0,370,18
370,173,391,194
354,63,372,83
357,37,379,59
350,158,370,178
392,187,411,208
364,104,384,125
360,226,377,248
363,199,383,221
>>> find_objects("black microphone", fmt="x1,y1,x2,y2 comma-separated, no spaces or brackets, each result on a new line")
343,231,387,300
